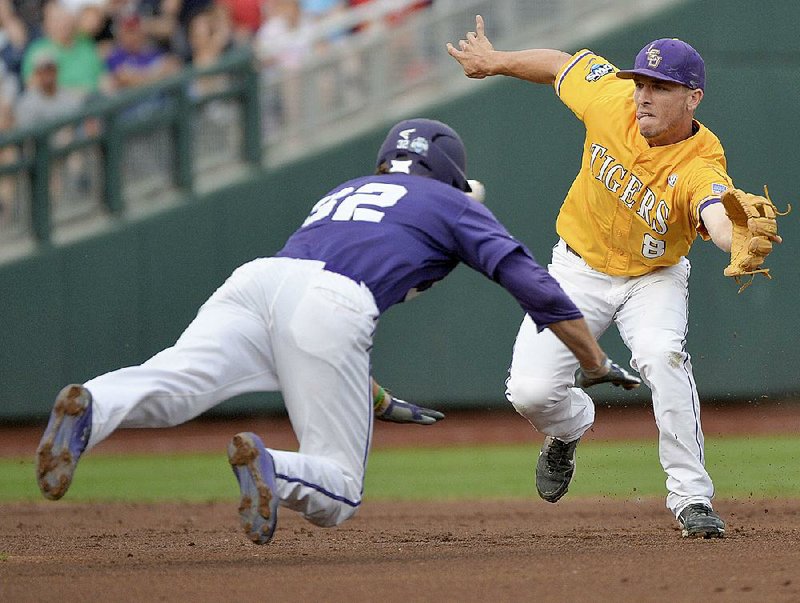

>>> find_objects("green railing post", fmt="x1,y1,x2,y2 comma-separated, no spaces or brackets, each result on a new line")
30,134,51,243
242,59,263,166
174,82,194,193
103,111,124,215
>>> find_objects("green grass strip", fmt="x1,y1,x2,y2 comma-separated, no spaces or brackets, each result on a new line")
2,435,798,503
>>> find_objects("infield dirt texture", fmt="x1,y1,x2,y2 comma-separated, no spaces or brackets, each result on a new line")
2,403,800,602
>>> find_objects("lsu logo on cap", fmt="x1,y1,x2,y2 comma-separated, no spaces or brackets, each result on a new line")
646,46,662,68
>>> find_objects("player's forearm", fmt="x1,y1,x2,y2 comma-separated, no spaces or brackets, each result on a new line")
709,226,732,253
548,318,606,372
489,49,572,84
700,202,733,253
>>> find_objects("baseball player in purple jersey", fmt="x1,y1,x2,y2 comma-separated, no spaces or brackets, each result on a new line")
36,118,639,544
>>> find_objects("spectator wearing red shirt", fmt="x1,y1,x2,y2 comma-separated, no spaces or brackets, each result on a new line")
216,0,262,43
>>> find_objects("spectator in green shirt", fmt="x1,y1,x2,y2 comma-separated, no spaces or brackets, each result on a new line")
21,0,113,99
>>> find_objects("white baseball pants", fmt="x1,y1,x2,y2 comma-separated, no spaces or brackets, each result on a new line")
84,257,379,527
505,239,715,517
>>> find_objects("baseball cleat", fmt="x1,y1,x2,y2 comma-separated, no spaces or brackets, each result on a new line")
35,384,93,501
227,432,279,545
678,504,726,539
535,436,580,503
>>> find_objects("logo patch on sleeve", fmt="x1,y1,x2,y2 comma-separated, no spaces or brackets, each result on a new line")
585,63,615,82
711,183,729,195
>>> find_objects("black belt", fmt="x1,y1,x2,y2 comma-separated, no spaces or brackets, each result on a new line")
565,243,581,257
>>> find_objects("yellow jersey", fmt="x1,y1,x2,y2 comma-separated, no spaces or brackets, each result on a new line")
553,50,733,276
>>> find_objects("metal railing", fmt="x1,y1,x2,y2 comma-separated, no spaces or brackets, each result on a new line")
0,50,261,256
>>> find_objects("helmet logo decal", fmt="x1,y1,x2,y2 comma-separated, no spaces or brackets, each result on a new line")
394,127,430,157
646,46,662,68
409,136,429,155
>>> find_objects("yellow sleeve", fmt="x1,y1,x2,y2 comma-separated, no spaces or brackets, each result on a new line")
553,50,630,121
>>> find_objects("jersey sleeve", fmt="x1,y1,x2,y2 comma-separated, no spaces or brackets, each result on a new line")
451,202,582,330
686,164,734,240
493,248,583,330
451,200,526,280
553,49,629,121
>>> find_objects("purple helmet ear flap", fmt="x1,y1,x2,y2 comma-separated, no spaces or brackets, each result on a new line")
377,118,471,192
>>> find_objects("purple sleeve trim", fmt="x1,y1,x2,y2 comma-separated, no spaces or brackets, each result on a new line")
698,196,721,215
555,50,592,97
698,196,721,229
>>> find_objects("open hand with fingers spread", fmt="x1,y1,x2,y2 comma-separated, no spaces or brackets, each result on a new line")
446,15,496,79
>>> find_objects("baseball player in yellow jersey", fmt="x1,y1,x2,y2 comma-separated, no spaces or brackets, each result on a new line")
447,16,781,538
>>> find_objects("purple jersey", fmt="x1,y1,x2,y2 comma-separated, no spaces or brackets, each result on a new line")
106,46,165,74
277,174,581,326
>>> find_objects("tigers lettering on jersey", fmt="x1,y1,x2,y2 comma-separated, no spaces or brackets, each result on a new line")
552,49,734,276
589,143,669,235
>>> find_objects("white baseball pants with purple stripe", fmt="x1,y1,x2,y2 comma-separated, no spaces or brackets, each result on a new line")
84,257,378,527
505,239,715,518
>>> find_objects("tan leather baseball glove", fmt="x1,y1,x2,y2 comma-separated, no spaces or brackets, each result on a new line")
721,186,790,292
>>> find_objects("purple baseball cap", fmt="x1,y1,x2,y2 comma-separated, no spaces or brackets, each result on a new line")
616,38,705,90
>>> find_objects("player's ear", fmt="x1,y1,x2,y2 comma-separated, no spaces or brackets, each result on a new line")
687,88,703,111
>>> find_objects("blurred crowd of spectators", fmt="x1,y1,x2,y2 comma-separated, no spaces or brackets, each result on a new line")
0,0,432,228
0,0,433,136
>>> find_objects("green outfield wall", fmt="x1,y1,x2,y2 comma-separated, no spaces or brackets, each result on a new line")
1,0,798,419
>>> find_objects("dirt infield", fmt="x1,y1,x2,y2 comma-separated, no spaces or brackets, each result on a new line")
2,402,800,602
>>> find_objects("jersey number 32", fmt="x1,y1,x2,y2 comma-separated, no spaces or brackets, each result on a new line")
302,183,407,227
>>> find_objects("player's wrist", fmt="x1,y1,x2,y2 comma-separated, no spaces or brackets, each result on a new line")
581,356,611,379
487,50,511,77
373,386,390,414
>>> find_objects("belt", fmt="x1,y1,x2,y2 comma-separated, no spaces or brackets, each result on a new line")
565,243,581,257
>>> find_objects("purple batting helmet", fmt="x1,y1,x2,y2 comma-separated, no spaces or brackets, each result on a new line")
376,118,472,192
616,38,705,90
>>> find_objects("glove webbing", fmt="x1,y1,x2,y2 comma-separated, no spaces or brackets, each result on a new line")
732,185,791,294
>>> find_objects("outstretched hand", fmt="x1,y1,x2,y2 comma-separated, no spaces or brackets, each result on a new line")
376,396,445,425
575,357,641,390
446,15,495,79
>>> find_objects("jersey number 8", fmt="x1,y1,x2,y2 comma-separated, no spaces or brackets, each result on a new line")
641,233,666,259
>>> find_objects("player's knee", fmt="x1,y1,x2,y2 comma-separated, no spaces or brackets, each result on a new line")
304,500,360,527
505,374,559,415
299,467,363,527
633,344,687,377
